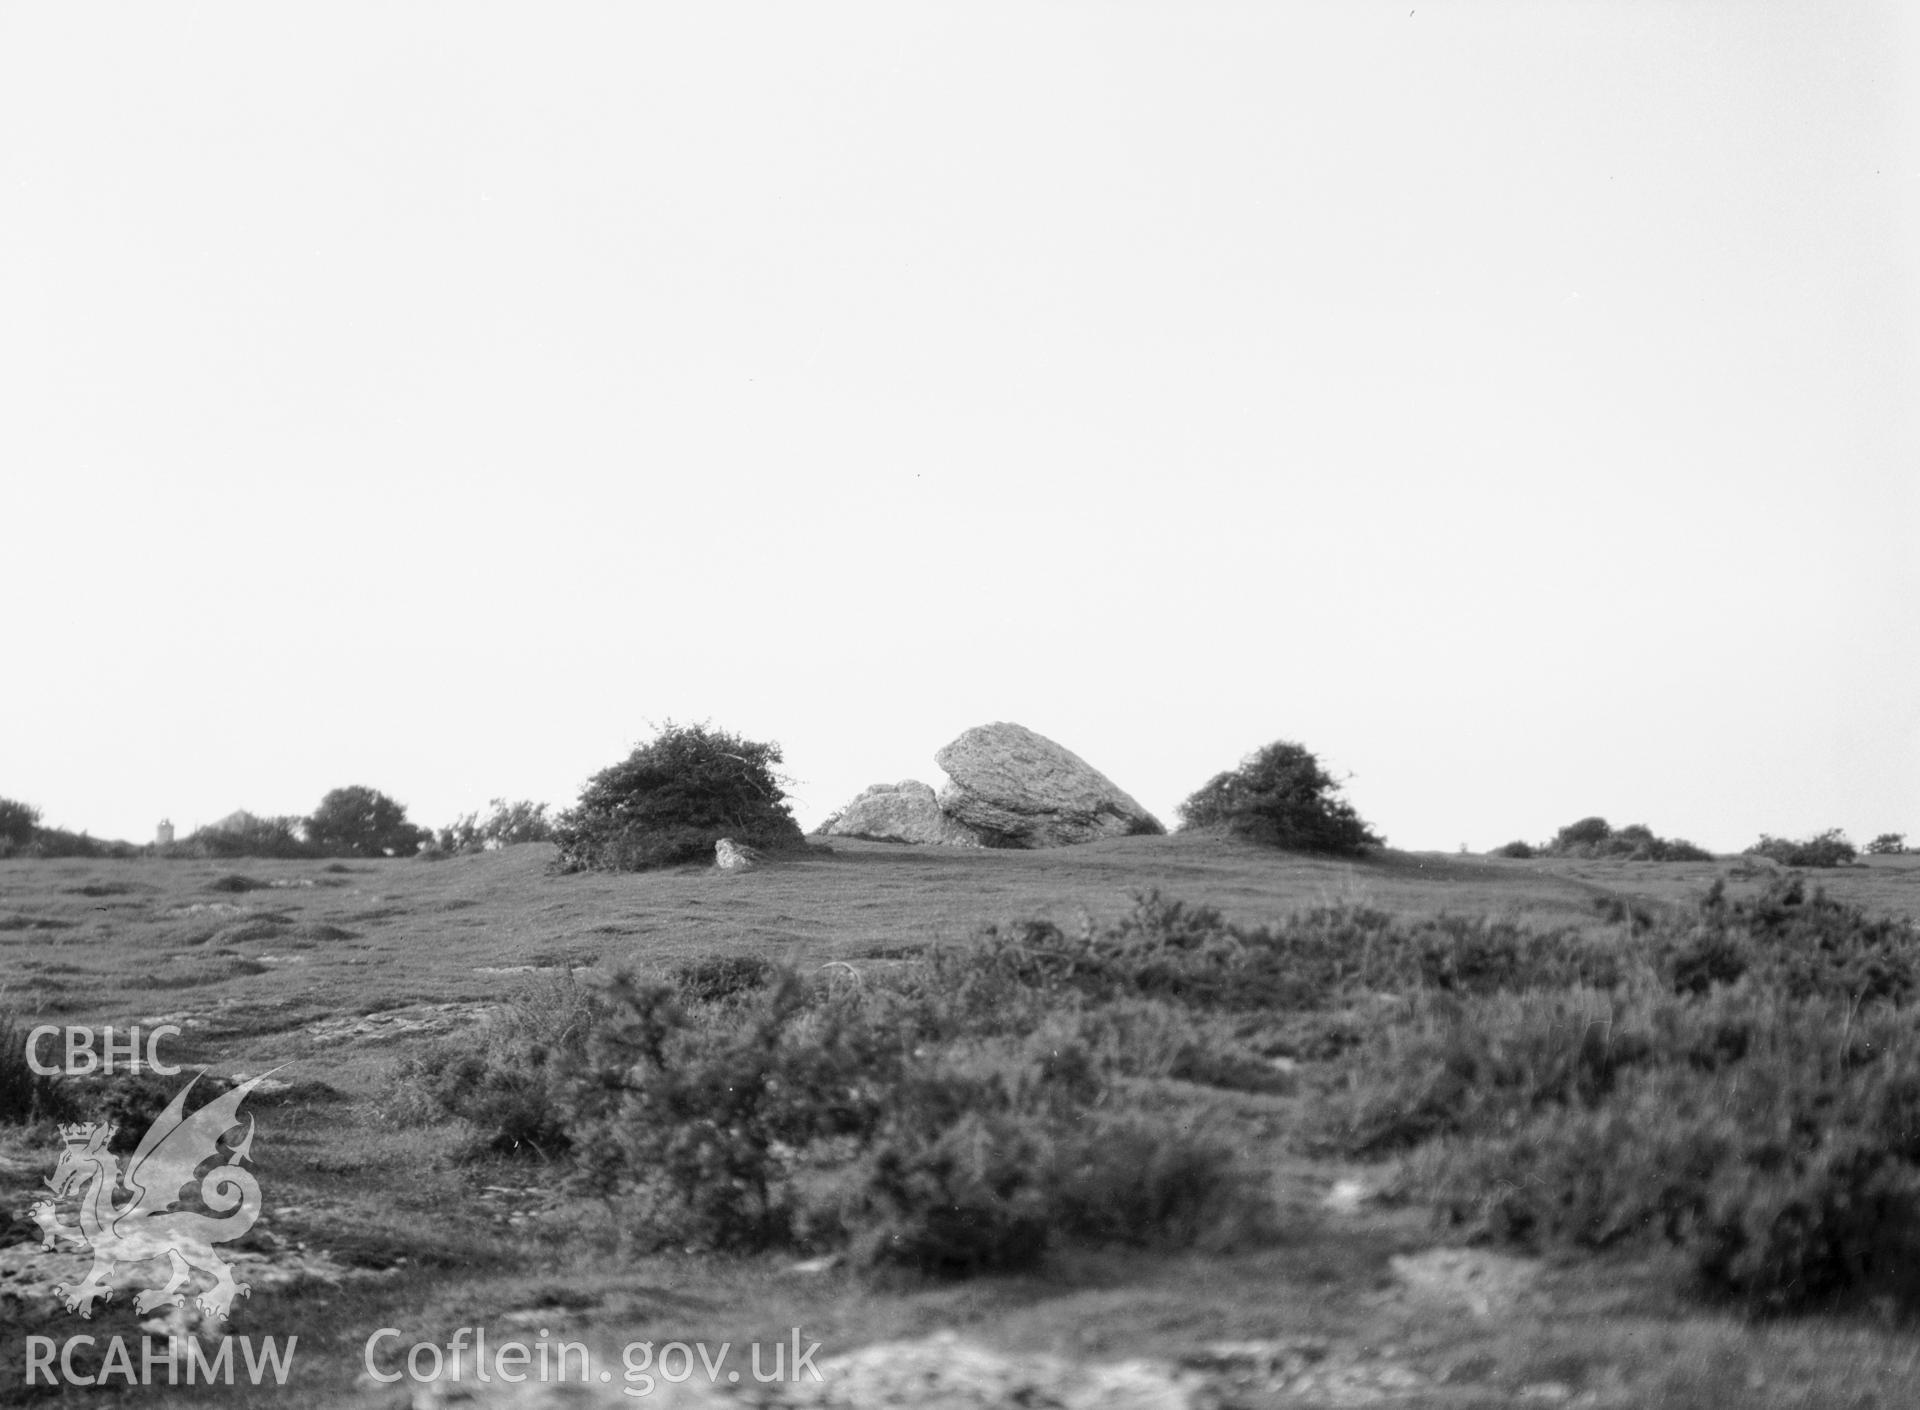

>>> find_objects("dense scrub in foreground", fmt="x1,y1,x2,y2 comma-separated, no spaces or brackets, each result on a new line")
388,925,1274,1272
391,876,1920,1313
1323,879,1920,1314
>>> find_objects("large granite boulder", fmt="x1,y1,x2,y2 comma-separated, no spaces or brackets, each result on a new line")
935,722,1164,847
817,781,986,847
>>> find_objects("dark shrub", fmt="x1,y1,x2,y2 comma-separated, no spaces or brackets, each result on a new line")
207,874,272,893
415,911,1276,1272
551,722,806,873
386,972,603,1158
1659,838,1716,862
1867,833,1908,857
171,813,315,860
963,890,1618,1019
1408,998,1920,1314
0,1011,77,1124
1325,878,1920,1314
1491,840,1535,859
1674,878,1917,1006
672,955,778,1005
307,787,429,858
1327,988,1656,1156
1747,830,1857,869
564,971,895,1250
429,799,555,856
16,828,138,860
1047,1116,1263,1250
1533,817,1713,861
0,797,40,849
805,1033,1262,1274
841,1107,1055,1274
1555,816,1613,849
1177,740,1381,856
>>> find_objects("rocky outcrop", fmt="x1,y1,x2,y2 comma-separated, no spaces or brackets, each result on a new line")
816,781,987,847
935,723,1164,847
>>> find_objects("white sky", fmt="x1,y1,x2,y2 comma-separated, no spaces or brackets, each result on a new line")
3,4,1916,854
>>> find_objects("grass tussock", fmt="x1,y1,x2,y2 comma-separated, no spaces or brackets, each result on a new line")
207,873,274,893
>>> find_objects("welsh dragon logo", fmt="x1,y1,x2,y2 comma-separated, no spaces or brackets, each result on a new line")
31,1071,275,1322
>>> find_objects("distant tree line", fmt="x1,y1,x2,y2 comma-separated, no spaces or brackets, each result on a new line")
3,726,1907,870
1491,817,1714,862
0,788,550,861
1494,820,1910,867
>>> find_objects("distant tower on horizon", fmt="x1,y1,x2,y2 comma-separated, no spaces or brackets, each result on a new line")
156,819,174,846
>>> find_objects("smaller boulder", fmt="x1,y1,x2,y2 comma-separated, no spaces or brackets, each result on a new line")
816,781,986,847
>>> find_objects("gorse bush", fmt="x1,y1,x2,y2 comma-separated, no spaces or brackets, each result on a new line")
962,889,1621,1021
1177,740,1381,857
671,955,778,1005
1748,829,1858,869
563,970,898,1250
552,722,807,873
1557,816,1612,848
402,893,1281,1271
0,797,138,860
1668,878,1916,1005
0,798,39,849
174,813,315,860
1395,992,1920,1312
381,971,603,1157
7,827,138,861
428,799,555,857
1868,833,1908,856
1322,878,1920,1314
819,1041,1262,1273
1516,817,1714,862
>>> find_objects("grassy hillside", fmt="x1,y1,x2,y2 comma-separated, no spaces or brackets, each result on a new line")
4,839,1920,1407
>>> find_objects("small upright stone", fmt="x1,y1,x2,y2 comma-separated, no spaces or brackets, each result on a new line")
715,838,759,871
